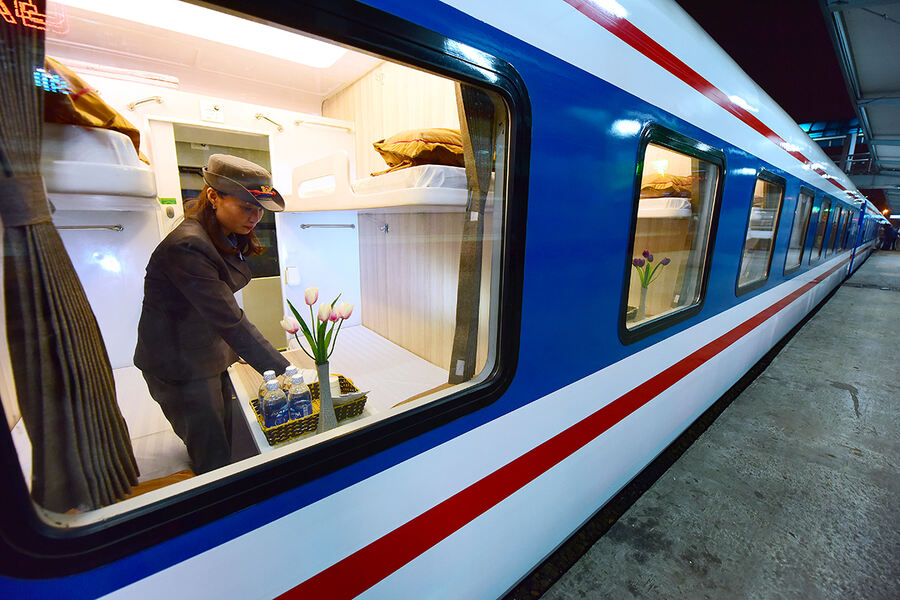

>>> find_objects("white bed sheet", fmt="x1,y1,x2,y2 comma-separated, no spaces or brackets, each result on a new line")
638,196,692,218
351,164,469,194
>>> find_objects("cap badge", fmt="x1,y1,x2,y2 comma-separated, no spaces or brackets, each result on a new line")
249,185,275,197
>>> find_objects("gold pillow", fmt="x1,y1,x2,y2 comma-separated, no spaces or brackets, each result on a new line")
640,174,693,198
372,128,465,175
43,56,148,163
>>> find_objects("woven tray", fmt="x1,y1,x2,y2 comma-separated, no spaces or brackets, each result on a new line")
250,374,367,446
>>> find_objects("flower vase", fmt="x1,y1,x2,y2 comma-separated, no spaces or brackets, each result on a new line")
637,286,648,321
316,362,338,433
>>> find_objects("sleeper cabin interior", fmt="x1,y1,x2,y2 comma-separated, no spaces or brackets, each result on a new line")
5,0,509,518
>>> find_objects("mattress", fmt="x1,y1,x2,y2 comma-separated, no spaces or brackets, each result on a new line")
638,196,692,218
351,164,469,194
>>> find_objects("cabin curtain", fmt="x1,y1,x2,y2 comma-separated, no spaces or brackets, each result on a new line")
0,2,138,512
448,84,496,384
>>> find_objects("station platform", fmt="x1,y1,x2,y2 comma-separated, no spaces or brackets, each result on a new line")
514,251,900,600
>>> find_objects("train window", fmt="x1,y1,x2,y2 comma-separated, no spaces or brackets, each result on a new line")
844,211,858,249
829,207,844,253
622,128,722,339
784,189,814,274
736,173,785,293
825,206,841,257
1,0,524,549
810,199,831,262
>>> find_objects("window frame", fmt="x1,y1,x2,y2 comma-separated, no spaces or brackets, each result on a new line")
0,0,532,578
829,206,844,254
809,197,832,264
824,203,841,257
783,186,815,276
618,124,725,345
735,170,786,295
840,206,851,250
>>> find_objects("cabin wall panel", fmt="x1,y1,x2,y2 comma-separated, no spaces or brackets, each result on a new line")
358,211,491,373
323,62,460,180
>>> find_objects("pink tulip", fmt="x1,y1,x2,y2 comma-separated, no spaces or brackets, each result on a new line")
280,316,300,334
329,310,339,322
337,302,354,319
317,303,332,322
304,287,318,305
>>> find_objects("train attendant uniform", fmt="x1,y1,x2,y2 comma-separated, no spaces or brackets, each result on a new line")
134,155,289,474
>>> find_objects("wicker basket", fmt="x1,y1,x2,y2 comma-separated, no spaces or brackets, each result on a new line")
250,374,367,446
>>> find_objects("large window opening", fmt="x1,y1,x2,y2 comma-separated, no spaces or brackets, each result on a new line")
810,199,831,263
737,174,784,293
623,132,721,337
784,189,813,273
4,0,513,525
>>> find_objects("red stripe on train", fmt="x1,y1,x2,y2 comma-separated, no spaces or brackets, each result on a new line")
281,258,851,599
562,0,856,198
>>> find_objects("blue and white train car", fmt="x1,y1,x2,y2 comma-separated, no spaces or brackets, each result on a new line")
0,0,887,598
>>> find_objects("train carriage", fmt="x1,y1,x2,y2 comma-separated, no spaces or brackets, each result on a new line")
0,0,886,598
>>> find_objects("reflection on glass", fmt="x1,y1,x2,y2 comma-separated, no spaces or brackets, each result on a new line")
811,200,831,261
827,207,842,254
625,143,718,328
738,178,784,289
838,208,851,250
785,191,813,271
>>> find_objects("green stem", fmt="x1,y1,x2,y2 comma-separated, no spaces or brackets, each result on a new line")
326,319,344,360
293,333,316,361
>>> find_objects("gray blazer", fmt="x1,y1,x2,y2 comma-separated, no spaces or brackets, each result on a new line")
134,218,289,382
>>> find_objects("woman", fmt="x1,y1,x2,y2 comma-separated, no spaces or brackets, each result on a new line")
134,154,289,474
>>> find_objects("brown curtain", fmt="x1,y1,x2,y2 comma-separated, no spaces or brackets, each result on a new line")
448,84,496,384
0,2,138,512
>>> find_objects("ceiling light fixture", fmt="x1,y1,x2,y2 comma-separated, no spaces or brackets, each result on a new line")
53,0,347,69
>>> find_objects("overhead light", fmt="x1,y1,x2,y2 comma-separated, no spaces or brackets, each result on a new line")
52,0,347,69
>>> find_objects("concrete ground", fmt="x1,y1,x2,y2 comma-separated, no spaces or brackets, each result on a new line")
540,251,900,600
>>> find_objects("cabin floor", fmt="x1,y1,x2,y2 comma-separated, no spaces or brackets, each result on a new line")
511,250,900,600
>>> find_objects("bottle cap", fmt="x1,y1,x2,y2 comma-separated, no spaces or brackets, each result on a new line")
266,380,280,390
285,365,298,375
263,370,276,379
291,373,304,384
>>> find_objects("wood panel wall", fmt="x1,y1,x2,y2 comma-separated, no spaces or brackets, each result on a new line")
322,61,460,180
358,210,492,374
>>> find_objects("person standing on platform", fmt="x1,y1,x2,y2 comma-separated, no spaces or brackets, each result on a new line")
134,154,290,474
879,223,897,250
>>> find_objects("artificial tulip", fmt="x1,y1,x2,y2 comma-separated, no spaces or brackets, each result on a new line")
286,287,348,366
317,303,333,322
280,316,300,334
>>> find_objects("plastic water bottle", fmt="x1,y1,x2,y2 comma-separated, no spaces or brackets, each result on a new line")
281,364,299,392
261,380,288,428
287,373,313,420
258,370,277,407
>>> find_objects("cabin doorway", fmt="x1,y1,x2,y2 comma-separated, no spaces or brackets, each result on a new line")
147,120,286,350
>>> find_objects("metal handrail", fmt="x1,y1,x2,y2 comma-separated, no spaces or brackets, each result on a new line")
299,224,355,229
56,224,124,232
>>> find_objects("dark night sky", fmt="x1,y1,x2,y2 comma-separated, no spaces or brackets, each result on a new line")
675,0,857,124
